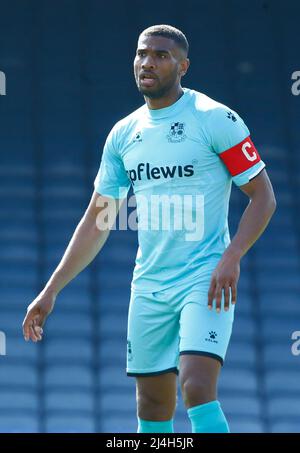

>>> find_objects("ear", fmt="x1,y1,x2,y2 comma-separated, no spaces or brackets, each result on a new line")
180,58,190,77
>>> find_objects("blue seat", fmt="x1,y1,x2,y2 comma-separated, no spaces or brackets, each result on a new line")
97,288,131,312
0,189,35,212
270,420,300,433
262,318,300,341
45,415,96,433
41,186,87,210
52,286,93,312
230,315,256,341
99,314,127,337
99,269,133,288
42,208,83,224
260,299,300,316
225,342,257,367
0,267,38,287
219,368,258,394
0,364,38,388
1,311,31,336
98,339,126,365
221,396,261,417
6,336,39,362
42,159,84,177
45,390,94,412
100,391,136,413
256,233,298,251
0,391,38,411
0,224,38,243
43,223,77,242
98,366,132,390
0,163,35,182
229,418,264,433
265,371,300,395
0,244,38,262
236,274,251,293
100,415,137,433
0,415,39,433
45,312,93,336
256,253,299,269
233,293,252,315
268,397,300,418
44,365,93,389
44,338,93,363
263,343,300,369
174,417,190,434
256,273,300,291
0,287,37,309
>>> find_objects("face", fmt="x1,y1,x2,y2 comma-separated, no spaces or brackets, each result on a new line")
134,34,188,99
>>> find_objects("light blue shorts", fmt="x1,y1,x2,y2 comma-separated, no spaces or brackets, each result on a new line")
126,279,235,376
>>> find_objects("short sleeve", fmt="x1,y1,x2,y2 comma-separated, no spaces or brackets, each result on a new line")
208,106,266,186
94,128,131,199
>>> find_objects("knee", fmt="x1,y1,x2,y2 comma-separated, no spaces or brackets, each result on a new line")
137,390,177,421
180,376,216,409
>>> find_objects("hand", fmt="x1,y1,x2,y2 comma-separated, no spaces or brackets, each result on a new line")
22,290,56,342
207,252,240,313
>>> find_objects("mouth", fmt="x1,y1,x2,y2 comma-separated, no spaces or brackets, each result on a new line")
139,73,157,88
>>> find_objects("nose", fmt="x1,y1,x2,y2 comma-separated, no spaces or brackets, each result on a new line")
141,55,155,70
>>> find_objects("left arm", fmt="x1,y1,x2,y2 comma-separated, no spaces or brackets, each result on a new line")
208,169,276,312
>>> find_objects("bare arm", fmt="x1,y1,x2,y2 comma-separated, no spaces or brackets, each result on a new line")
22,190,124,342
208,169,276,312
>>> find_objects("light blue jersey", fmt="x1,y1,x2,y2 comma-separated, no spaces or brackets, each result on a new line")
94,88,265,293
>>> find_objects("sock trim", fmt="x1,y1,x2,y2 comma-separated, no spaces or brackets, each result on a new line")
138,418,174,433
188,400,220,418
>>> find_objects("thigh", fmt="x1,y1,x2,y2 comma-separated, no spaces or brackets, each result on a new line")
179,290,235,366
179,354,221,388
127,291,180,376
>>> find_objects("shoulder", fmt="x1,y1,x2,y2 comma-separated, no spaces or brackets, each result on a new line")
191,89,248,138
111,104,147,138
104,104,146,152
187,88,239,123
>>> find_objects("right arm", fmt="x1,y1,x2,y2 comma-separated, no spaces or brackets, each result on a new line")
22,190,124,342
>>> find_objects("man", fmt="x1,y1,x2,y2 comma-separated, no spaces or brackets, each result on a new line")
23,25,276,433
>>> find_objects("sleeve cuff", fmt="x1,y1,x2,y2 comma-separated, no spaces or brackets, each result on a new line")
232,161,266,186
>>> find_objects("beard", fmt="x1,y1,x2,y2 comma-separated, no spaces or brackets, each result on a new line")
137,84,171,99
136,71,179,99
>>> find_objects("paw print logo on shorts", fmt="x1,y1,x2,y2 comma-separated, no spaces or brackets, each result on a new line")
205,331,218,343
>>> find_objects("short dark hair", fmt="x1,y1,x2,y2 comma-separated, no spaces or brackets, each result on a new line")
140,24,189,56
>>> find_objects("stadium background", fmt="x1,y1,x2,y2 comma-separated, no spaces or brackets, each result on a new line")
0,0,299,433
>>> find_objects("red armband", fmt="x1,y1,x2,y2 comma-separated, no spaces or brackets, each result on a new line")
219,136,261,176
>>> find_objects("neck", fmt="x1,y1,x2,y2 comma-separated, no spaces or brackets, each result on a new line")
145,85,184,110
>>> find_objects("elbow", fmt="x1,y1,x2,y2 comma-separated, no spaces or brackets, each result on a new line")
269,192,277,217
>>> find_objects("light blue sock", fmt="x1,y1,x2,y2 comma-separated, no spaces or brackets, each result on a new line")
137,418,174,433
187,400,230,433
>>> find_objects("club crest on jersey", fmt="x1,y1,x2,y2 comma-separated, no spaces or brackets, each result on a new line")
167,122,186,143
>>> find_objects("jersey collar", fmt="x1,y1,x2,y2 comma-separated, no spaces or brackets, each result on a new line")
145,88,191,120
